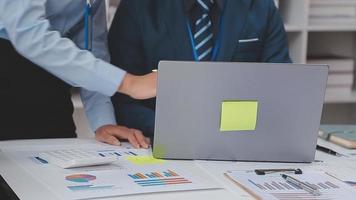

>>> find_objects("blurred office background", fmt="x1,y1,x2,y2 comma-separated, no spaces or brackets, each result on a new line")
74,0,356,138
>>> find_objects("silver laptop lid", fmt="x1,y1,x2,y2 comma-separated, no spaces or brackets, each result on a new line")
153,61,328,162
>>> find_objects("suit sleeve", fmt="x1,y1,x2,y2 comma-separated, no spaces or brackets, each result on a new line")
108,0,155,135
261,0,292,63
109,0,146,74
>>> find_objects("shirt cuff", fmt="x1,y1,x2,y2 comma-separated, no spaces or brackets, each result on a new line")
96,62,127,96
91,111,117,132
80,89,118,132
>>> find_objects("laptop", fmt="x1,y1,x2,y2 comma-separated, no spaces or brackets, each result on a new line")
153,61,328,163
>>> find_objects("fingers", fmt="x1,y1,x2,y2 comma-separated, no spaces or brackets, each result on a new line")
95,125,150,149
95,132,121,146
145,137,151,146
132,129,149,149
127,132,140,149
110,126,148,149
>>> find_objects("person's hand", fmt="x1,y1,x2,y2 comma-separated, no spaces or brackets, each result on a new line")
118,72,157,100
95,125,150,149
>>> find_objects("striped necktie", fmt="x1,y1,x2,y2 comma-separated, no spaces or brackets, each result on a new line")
194,0,214,61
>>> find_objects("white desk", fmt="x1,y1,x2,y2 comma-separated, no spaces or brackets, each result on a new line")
0,139,355,200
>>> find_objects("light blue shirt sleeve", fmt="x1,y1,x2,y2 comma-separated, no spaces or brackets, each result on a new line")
0,0,126,96
77,1,117,131
80,89,117,131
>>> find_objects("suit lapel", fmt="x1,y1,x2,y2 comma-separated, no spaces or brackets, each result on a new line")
217,0,252,61
162,0,195,61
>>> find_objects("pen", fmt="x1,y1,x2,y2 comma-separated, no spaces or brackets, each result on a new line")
316,145,342,157
281,174,321,196
255,168,302,175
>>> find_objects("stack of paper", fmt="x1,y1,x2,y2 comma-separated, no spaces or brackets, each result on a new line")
308,58,354,96
319,125,356,149
309,0,356,26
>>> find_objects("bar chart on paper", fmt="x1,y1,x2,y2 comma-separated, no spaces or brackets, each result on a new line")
248,178,342,200
128,170,192,187
3,146,219,200
97,149,139,157
225,170,356,200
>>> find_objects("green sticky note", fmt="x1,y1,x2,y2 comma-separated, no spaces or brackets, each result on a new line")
220,100,258,132
126,156,165,165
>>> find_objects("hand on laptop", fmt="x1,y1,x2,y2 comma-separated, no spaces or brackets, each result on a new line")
118,72,157,99
95,125,150,149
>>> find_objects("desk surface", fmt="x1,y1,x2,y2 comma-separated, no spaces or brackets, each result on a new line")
0,139,355,200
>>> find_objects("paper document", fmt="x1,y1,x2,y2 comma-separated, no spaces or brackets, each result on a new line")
2,144,220,200
317,138,356,159
231,159,356,189
225,170,356,200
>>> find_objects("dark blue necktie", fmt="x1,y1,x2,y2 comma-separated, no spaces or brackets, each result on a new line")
194,0,214,61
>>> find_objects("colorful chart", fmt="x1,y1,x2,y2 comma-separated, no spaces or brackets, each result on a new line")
66,174,96,183
248,179,340,191
97,150,137,157
67,185,114,191
128,170,192,187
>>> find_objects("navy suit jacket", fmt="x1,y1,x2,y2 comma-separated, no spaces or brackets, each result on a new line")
108,0,291,137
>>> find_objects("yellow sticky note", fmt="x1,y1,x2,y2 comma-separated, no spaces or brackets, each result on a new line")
126,156,165,165
220,100,258,132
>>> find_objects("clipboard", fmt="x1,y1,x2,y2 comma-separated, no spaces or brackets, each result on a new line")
224,173,262,200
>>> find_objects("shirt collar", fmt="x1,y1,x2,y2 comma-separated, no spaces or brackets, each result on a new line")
183,0,225,12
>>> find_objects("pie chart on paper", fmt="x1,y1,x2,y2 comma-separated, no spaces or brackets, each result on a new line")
65,174,96,183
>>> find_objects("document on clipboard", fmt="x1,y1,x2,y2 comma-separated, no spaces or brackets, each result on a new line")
225,170,356,200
